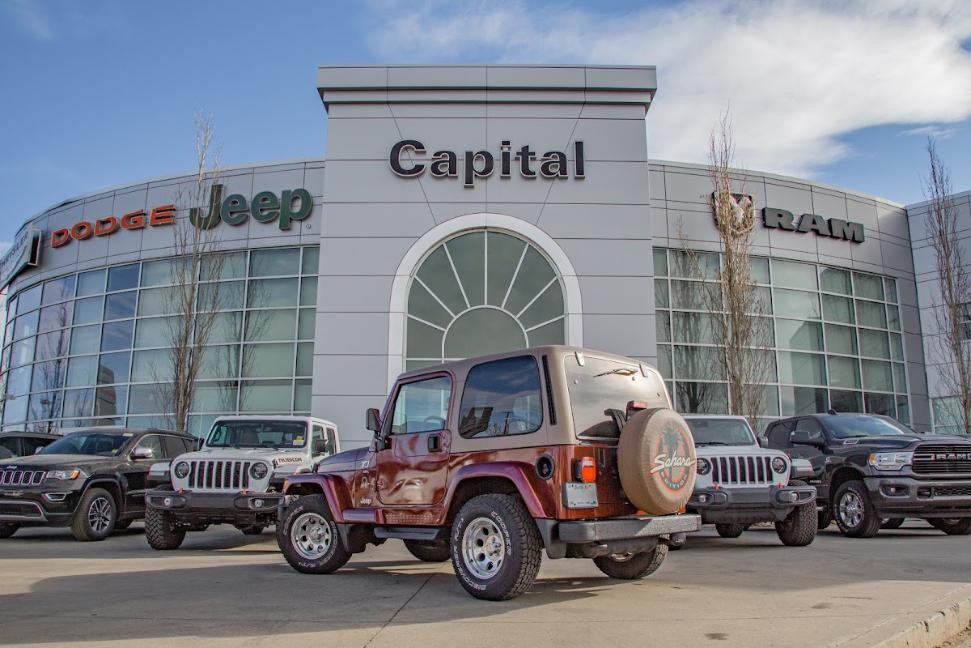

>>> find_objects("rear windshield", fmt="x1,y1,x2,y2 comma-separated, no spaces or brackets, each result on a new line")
826,415,910,439
206,421,308,448
684,418,756,446
565,354,667,438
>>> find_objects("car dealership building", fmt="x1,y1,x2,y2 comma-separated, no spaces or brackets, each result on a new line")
2,65,969,447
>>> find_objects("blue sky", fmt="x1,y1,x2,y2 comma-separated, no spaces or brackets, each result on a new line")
1,0,970,248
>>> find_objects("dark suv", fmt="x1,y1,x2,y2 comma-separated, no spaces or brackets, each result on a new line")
0,428,196,541
763,413,971,537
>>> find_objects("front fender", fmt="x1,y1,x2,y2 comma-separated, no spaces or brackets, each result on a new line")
283,473,353,523
446,461,556,519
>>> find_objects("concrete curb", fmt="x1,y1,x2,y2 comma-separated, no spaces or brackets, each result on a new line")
875,598,971,648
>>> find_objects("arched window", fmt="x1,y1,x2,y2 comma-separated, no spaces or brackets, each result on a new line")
405,229,565,369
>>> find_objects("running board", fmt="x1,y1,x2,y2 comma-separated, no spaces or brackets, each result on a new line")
373,526,447,541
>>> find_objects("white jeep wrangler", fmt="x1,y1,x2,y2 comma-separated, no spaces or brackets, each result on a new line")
144,415,339,550
683,415,817,546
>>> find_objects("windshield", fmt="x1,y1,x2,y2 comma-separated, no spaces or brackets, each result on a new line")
40,432,129,457
565,355,667,438
826,415,911,439
685,418,756,446
206,421,308,449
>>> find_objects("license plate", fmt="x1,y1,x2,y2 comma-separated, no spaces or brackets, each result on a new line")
563,483,598,509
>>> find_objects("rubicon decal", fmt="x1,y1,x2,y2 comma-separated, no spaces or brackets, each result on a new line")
390,139,585,187
49,185,313,249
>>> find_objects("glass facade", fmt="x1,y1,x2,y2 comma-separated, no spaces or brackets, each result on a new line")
1,246,319,437
405,229,565,370
654,248,910,431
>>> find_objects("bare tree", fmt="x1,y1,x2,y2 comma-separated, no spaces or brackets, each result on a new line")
679,113,773,430
153,114,227,433
923,138,971,433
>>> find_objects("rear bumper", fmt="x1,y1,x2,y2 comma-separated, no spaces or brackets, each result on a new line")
688,485,816,523
145,489,283,525
865,477,971,518
537,514,701,558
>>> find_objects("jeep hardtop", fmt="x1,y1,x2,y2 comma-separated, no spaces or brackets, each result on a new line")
683,415,817,546
144,415,339,549
277,346,702,600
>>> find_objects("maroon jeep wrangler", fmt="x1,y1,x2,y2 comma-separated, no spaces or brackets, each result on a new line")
277,346,701,600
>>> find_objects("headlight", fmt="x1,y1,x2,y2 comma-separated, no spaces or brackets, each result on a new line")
868,452,912,471
250,462,269,480
174,462,190,479
771,457,787,474
46,469,80,481
696,458,711,475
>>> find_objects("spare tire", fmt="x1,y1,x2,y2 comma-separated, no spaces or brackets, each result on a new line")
617,408,697,515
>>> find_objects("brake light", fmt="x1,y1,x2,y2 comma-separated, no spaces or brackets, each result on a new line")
574,457,597,483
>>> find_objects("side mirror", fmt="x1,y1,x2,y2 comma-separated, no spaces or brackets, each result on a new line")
366,408,382,434
131,447,154,461
790,429,824,447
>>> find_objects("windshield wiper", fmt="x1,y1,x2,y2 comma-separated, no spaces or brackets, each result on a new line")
696,441,732,446
593,367,637,378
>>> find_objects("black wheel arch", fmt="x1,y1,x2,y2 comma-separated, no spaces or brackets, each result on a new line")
83,478,124,513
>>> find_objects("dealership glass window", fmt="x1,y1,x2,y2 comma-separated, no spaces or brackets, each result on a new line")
11,338,35,368
198,281,245,311
95,385,126,417
406,230,564,366
67,355,98,387
107,264,139,292
862,360,893,392
301,247,319,275
670,250,719,280
98,351,131,384
41,275,76,305
35,330,70,362
197,345,239,380
886,304,901,331
656,311,671,343
299,277,317,306
2,394,27,424
76,269,105,297
829,389,862,412
822,294,855,324
856,300,887,329
70,325,101,355
14,311,39,340
17,285,42,313
775,319,823,352
31,360,65,392
250,248,300,277
131,349,171,382
674,346,725,380
859,329,890,359
296,342,313,377
653,248,668,276
74,296,103,325
827,355,861,389
825,324,857,355
774,289,820,320
656,345,672,378
893,363,907,393
772,260,817,291
245,309,296,342
140,259,176,287
854,273,884,301
6,365,30,396
247,278,298,308
193,381,236,412
137,287,180,317
864,392,895,417
780,386,827,416
29,391,61,421
128,384,165,415
777,351,825,385
294,379,311,412
751,257,770,285
241,343,294,378
104,291,137,320
654,279,669,308
202,252,247,281
101,320,134,351
676,382,728,414
38,303,72,333
134,317,175,348
673,312,717,344
819,267,852,295
206,312,242,344
298,309,316,341
239,380,291,412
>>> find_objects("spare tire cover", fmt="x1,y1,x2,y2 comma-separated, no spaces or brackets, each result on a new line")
618,408,697,515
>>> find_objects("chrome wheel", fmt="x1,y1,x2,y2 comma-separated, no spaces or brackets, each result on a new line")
291,512,332,560
88,497,113,533
838,490,864,528
462,516,505,580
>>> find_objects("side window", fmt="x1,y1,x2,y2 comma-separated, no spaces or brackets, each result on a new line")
162,436,189,459
459,356,543,439
389,375,452,435
22,438,49,456
311,425,325,455
795,418,824,439
0,437,17,459
767,421,792,448
325,428,337,454
135,434,164,460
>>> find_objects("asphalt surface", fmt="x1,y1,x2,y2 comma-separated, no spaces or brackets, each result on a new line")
0,521,969,648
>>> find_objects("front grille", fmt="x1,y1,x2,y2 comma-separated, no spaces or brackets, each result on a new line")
710,456,776,485
0,469,46,487
186,460,253,491
913,445,971,475
929,486,971,497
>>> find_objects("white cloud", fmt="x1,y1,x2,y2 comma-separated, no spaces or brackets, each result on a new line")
900,125,958,140
2,0,54,40
366,0,971,177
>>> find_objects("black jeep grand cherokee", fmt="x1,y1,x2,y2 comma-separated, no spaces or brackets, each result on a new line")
764,414,971,538
0,428,195,541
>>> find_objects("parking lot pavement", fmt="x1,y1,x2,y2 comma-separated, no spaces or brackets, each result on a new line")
0,522,969,648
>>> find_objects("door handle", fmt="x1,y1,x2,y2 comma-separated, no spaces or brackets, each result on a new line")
427,434,441,452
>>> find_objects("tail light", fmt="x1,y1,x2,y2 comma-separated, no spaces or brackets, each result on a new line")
574,456,597,483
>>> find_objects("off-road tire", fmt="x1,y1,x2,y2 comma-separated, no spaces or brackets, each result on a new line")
404,539,451,562
278,495,351,574
145,506,187,550
776,505,817,546
594,543,668,579
715,523,746,538
881,518,905,530
928,518,971,535
833,481,881,538
0,523,18,539
240,525,265,536
450,493,542,601
70,487,117,542
818,509,832,530
114,519,133,530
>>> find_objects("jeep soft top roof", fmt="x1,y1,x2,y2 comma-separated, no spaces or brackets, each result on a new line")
396,345,658,381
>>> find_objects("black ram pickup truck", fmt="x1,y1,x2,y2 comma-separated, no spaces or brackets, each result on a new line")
763,413,971,538
0,428,195,541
